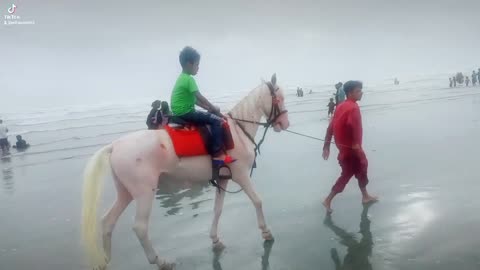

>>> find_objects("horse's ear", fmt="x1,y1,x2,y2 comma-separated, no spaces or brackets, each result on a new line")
271,73,277,86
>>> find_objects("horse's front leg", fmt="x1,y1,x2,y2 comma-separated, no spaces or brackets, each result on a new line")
210,179,228,251
234,174,273,240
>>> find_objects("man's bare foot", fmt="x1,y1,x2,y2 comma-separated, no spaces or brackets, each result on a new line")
362,195,379,204
322,200,333,213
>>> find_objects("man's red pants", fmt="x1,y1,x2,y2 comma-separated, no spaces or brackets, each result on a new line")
331,155,369,193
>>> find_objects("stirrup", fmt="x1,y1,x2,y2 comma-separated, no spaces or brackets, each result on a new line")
211,163,232,181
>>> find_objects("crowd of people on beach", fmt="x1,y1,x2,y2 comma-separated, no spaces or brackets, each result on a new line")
449,69,480,88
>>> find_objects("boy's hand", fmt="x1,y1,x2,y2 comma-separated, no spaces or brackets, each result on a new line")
210,105,220,114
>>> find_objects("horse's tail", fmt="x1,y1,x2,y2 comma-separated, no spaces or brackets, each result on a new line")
81,144,113,268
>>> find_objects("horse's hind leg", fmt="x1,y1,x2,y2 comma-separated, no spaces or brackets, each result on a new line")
102,173,132,263
133,187,175,270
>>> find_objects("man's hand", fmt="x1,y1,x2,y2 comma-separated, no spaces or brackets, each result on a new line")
322,147,330,160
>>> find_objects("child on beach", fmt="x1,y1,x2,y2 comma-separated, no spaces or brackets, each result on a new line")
170,46,234,165
327,98,336,117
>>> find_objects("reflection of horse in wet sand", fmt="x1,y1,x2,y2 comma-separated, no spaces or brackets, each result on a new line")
156,177,212,216
213,240,275,270
81,74,290,270
324,203,375,270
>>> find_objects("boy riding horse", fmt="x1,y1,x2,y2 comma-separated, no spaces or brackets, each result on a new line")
170,46,235,166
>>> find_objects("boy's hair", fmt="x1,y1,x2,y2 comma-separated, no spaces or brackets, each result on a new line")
179,46,200,68
330,98,334,101
16,135,21,140
343,81,363,96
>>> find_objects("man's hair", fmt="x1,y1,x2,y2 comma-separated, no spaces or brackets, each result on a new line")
179,46,200,67
151,100,161,108
160,101,170,114
343,80,363,96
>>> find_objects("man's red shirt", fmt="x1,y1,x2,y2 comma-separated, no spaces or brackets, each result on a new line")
324,99,363,161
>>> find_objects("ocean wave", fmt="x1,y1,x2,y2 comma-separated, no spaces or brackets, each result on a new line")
31,128,141,147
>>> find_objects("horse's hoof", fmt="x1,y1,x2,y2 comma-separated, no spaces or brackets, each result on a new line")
157,260,175,270
262,230,274,241
212,240,226,252
93,265,107,270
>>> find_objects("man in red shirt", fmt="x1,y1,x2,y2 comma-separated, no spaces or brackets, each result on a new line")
322,81,378,213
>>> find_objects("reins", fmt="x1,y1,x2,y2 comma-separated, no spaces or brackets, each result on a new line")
210,81,286,194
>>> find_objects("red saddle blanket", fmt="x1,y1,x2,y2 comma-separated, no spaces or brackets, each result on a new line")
165,122,235,157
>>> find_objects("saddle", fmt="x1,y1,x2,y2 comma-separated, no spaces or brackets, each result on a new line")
165,116,235,157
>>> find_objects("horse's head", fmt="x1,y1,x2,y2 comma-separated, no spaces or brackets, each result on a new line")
259,74,290,132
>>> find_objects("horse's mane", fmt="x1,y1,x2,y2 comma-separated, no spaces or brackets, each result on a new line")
228,83,267,119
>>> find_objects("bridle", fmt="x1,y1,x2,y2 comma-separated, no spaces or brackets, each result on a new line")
210,81,288,193
227,81,288,176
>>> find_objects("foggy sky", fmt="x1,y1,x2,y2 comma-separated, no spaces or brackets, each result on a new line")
1,0,479,111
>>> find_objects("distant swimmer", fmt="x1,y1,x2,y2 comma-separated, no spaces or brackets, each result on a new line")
472,71,477,86
453,76,457,87
322,81,378,213
13,135,30,150
327,98,335,118
0,119,10,155
449,77,453,88
466,76,470,87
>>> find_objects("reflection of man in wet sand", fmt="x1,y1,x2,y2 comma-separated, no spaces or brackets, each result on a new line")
324,204,374,270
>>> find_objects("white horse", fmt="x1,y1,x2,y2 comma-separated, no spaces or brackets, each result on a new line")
81,74,290,270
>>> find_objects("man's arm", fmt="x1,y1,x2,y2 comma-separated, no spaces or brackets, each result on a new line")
322,120,334,160
348,108,367,161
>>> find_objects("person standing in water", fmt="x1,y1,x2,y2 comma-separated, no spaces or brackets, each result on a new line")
327,98,336,118
322,81,378,213
477,68,480,85
335,82,345,105
146,100,161,130
449,78,453,88
453,77,457,87
0,119,10,155
466,76,470,87
157,101,170,127
472,71,477,86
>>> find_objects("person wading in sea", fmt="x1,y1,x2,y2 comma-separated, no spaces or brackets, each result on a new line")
322,81,378,213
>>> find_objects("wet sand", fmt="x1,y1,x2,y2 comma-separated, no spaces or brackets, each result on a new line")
1,84,480,270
